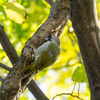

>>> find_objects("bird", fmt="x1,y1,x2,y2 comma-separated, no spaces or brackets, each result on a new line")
25,36,60,73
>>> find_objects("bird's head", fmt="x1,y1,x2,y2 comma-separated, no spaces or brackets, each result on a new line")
45,36,60,46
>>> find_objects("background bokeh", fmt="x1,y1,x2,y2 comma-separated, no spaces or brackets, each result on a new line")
0,0,100,100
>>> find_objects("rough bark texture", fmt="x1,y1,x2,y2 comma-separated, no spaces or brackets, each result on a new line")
71,0,100,100
0,0,70,99
0,24,49,100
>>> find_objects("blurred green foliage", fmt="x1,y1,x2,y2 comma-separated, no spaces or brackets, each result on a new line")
2,2,27,23
0,0,100,100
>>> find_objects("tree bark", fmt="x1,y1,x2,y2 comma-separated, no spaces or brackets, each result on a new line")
0,0,70,99
71,0,100,100
0,24,49,100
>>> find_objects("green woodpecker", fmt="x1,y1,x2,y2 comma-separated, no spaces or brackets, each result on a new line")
30,36,60,71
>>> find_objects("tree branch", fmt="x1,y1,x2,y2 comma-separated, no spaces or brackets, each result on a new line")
0,26,49,99
0,63,48,100
0,76,4,82
0,25,19,65
0,0,70,99
52,82,83,100
52,93,83,100
0,63,12,71
45,0,54,6
71,0,100,100
28,80,49,100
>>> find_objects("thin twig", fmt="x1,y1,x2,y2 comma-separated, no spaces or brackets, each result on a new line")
52,93,84,100
52,82,84,100
45,0,54,6
71,82,76,94
78,83,80,98
0,63,12,71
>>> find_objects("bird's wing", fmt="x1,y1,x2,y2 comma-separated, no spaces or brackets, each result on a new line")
31,57,40,71
37,51,51,70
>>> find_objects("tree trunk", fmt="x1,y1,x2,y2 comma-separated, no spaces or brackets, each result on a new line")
71,0,100,100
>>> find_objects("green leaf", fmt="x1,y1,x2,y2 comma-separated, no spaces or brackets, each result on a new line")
72,65,88,82
0,5,7,19
2,2,27,23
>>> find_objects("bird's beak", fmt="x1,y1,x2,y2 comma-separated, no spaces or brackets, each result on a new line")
44,38,49,41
